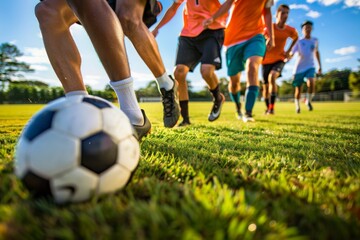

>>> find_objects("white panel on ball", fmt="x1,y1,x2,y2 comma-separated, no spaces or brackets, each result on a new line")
117,136,140,172
14,138,30,178
51,167,98,204
28,130,79,178
102,108,133,142
53,103,102,139
98,164,131,194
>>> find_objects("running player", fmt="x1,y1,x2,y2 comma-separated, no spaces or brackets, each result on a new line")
290,20,322,113
204,0,274,122
152,0,228,126
35,0,180,136
262,4,298,115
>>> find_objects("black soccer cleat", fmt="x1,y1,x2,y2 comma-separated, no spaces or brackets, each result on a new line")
178,120,191,127
208,93,225,122
160,76,180,128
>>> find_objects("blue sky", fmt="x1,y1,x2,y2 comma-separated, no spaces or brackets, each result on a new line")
0,0,359,91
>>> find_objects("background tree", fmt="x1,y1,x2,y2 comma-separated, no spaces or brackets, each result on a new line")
349,59,360,97
0,43,34,89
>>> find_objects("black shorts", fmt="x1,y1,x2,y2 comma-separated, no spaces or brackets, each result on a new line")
175,29,225,72
262,60,285,84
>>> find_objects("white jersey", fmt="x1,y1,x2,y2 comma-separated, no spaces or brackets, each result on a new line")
292,37,318,74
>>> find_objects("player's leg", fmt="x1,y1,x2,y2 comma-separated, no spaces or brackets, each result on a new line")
200,64,225,122
228,74,242,119
65,0,150,138
294,85,302,113
243,55,262,121
306,77,315,111
268,69,280,114
35,0,84,94
261,65,270,113
174,64,191,126
199,31,225,122
243,34,266,122
116,0,179,128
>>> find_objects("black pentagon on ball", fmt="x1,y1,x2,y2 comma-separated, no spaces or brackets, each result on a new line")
81,132,118,174
82,97,111,109
22,171,52,198
23,110,56,141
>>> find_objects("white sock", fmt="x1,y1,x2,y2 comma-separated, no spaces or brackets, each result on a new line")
156,72,174,91
65,90,88,97
295,99,300,109
110,77,144,126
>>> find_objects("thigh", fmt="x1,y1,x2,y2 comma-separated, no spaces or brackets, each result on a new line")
226,45,246,76
244,34,266,60
175,37,201,72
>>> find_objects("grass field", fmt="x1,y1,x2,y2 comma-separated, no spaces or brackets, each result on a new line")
0,101,359,240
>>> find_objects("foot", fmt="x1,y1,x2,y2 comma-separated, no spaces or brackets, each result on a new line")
132,109,151,141
243,112,255,122
236,110,243,120
296,108,301,114
208,93,225,122
306,101,313,111
178,120,191,127
160,76,180,128
266,109,274,115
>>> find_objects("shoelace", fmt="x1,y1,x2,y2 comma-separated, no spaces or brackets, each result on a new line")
162,89,174,117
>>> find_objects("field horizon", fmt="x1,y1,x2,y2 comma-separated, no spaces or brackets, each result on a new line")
0,101,359,239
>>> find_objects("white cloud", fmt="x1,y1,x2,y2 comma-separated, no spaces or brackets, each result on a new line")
325,55,352,63
345,0,360,8
17,47,49,64
317,0,342,6
306,10,321,17
334,46,358,55
307,0,317,3
290,4,310,10
31,65,49,71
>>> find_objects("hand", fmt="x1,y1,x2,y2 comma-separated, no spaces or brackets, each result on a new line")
203,17,214,29
317,68,322,76
266,38,275,51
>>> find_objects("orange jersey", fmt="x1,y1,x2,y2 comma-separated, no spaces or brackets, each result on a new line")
262,24,298,64
177,0,228,37
224,0,273,47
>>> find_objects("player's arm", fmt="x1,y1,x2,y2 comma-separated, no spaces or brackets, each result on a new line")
152,1,182,37
315,44,322,75
203,0,234,28
264,4,274,50
285,30,299,60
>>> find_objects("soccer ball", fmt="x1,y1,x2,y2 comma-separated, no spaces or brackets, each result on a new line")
14,95,140,204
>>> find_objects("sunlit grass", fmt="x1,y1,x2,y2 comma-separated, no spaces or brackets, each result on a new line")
0,101,359,239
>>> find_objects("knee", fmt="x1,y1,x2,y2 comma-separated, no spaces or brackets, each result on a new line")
174,66,188,82
117,10,142,36
35,2,51,23
200,66,213,80
35,1,70,28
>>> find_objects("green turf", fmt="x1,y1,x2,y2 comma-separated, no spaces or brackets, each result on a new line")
0,101,359,239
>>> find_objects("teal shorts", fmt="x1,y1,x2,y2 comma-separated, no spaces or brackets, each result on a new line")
226,34,266,76
292,68,316,87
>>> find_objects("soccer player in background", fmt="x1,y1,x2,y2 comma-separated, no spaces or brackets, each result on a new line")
204,0,274,122
35,0,180,137
262,4,298,115
152,0,228,126
289,20,322,113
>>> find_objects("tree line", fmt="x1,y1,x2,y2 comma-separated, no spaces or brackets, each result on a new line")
1,42,359,104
